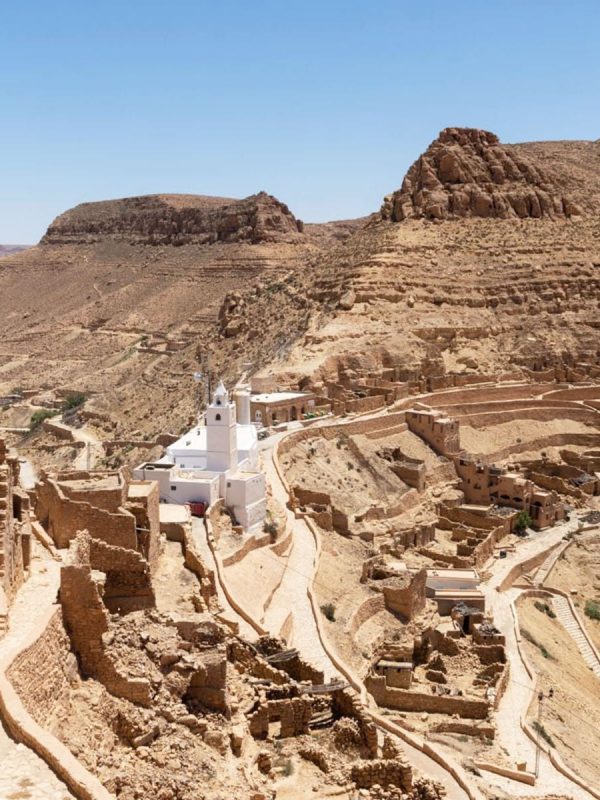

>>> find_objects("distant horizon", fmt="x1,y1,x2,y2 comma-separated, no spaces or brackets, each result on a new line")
2,0,599,242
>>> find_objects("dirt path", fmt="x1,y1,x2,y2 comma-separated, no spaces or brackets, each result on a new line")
482,517,595,799
190,517,257,640
71,425,104,469
0,544,75,800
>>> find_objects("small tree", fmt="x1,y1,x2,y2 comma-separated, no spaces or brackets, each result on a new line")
515,510,533,533
63,391,87,410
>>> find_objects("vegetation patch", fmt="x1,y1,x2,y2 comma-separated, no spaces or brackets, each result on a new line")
63,391,87,410
320,602,336,622
584,599,600,621
535,600,557,619
29,408,59,430
515,510,533,532
533,720,555,747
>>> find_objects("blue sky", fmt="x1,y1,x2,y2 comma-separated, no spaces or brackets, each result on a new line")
1,0,599,242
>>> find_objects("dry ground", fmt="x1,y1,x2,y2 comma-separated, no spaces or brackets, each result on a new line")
545,529,600,651
517,595,600,789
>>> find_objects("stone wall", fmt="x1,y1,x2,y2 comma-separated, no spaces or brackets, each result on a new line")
7,608,77,725
0,439,30,608
60,534,153,705
36,474,137,550
365,674,489,718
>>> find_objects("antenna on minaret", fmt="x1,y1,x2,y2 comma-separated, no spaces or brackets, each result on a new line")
193,370,203,424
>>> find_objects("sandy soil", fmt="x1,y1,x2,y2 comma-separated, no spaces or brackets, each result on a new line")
517,595,600,789
460,418,598,457
545,528,600,651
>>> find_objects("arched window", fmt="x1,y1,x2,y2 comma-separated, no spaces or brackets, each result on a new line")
215,413,221,421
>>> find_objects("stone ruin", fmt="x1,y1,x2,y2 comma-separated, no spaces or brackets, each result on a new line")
0,438,32,632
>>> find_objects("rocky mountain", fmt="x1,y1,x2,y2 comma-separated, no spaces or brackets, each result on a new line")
219,128,600,394
380,127,584,221
1,128,599,449
42,192,304,246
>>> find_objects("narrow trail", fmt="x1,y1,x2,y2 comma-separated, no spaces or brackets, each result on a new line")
482,517,595,799
0,545,75,800
190,517,257,641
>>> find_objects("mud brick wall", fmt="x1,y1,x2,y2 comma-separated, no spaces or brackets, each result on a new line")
8,608,78,726
36,476,137,550
0,451,28,603
332,688,379,757
89,537,155,613
267,696,312,737
60,538,152,705
382,569,427,621
186,649,228,713
126,481,161,567
351,758,413,791
366,675,489,719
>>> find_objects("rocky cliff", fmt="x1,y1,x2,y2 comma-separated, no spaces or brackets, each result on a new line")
380,127,582,221
42,191,304,246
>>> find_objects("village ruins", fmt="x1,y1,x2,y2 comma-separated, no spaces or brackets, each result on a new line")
1,125,600,800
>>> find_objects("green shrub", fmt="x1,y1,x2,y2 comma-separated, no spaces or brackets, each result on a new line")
534,601,556,619
585,600,600,621
63,391,87,410
533,720,555,747
320,603,336,622
515,510,533,532
29,409,58,430
263,520,278,537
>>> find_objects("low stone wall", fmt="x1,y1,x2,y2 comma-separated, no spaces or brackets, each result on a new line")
347,594,386,639
430,720,495,739
457,405,598,430
472,761,535,785
365,674,489,719
221,532,272,567
0,606,114,800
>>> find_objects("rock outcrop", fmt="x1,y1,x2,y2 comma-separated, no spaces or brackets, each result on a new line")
42,191,304,246
381,127,582,221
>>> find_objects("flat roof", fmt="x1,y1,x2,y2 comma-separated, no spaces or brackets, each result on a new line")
251,391,311,403
435,589,485,599
127,482,155,498
159,504,190,524
168,422,257,454
427,568,479,579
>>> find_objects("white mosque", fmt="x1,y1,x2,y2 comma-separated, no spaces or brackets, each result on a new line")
134,382,267,532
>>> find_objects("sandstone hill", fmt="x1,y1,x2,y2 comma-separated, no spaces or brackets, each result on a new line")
42,191,304,245
1,128,600,454
380,127,586,221
223,128,600,395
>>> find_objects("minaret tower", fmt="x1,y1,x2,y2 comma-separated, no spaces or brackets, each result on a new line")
206,381,238,472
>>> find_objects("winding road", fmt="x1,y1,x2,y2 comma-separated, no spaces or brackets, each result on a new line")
482,517,596,799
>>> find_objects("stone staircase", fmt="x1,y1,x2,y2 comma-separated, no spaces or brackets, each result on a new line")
552,594,600,678
534,541,569,586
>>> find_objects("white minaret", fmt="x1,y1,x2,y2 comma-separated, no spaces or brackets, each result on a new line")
206,381,238,472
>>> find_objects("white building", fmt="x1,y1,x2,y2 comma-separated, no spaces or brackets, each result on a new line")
134,382,267,533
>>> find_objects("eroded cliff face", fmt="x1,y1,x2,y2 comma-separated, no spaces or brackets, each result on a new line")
380,127,582,221
42,191,304,246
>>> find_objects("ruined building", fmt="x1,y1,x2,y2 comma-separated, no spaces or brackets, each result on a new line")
0,438,31,631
